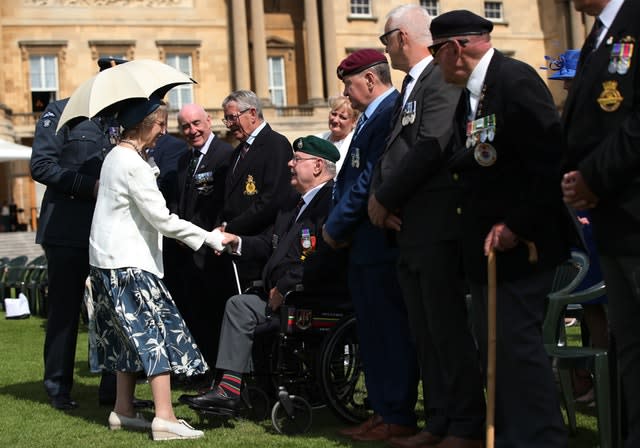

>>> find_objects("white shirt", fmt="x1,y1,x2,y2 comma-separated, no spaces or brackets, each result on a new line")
90,145,207,277
403,55,433,107
466,48,495,119
595,0,624,49
192,132,214,172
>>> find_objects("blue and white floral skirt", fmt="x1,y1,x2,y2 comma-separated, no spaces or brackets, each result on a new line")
87,266,208,378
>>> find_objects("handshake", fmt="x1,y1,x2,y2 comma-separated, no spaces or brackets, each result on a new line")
204,227,239,254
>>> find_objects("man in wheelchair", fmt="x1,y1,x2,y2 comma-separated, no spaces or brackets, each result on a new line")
179,135,346,414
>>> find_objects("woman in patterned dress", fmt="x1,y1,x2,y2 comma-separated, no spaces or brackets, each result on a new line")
88,96,222,440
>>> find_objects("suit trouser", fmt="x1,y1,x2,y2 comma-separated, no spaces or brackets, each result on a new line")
470,269,567,448
600,255,640,448
43,245,114,399
349,262,419,427
397,242,485,438
215,294,267,373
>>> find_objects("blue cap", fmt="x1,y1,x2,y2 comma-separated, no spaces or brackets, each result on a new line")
117,95,163,129
546,49,580,80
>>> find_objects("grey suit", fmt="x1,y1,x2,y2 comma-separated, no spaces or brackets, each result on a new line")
371,59,485,439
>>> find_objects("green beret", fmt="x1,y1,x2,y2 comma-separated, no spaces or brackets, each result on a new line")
292,135,340,163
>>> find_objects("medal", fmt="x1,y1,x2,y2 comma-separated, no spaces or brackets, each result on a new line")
351,147,360,168
598,80,624,112
401,101,416,126
301,228,311,249
474,143,497,167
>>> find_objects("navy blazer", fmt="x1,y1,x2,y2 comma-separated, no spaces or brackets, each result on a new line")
325,89,399,265
563,0,640,255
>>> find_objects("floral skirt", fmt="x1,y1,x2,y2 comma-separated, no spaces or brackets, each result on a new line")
87,266,208,378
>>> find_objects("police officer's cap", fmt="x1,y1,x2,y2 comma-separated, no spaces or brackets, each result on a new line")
430,10,494,40
292,135,340,163
97,57,128,72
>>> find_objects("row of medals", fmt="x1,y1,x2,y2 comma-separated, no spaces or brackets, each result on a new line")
466,114,497,167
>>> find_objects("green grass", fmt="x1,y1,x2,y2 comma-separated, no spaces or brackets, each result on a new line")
0,314,599,447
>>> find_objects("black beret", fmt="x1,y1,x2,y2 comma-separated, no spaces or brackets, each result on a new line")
97,57,128,72
292,135,340,163
337,49,387,80
430,10,494,40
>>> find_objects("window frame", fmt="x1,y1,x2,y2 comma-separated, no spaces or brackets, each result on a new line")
484,1,504,22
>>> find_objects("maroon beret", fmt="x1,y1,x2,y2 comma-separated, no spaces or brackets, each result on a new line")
337,49,387,80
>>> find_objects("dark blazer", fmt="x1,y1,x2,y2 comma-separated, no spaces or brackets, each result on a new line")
173,136,233,230
31,99,114,248
448,50,570,283
240,181,346,294
325,89,399,265
563,0,640,255
372,60,462,247
221,123,293,236
150,134,189,201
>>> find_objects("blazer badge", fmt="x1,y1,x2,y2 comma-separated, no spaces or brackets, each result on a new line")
243,174,258,195
598,80,624,112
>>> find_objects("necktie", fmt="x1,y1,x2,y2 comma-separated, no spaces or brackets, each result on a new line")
392,74,413,124
353,113,368,138
400,73,412,105
288,196,305,229
579,18,603,66
188,149,201,177
233,142,250,175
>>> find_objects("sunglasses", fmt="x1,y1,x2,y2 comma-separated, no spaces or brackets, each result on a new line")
379,28,401,46
428,38,469,57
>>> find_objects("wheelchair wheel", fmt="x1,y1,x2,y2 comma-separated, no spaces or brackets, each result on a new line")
271,395,313,434
319,314,371,424
239,385,270,422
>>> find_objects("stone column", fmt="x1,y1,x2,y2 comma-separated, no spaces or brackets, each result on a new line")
250,0,270,105
232,0,251,90
304,0,324,105
570,9,587,48
321,0,340,97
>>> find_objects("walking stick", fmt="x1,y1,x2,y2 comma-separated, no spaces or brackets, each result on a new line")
486,248,497,448
485,241,538,448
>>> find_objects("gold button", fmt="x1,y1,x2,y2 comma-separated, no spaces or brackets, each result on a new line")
456,207,462,215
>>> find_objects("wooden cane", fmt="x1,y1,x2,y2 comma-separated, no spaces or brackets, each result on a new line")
486,248,497,448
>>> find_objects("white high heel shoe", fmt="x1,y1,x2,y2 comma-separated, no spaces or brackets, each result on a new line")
151,417,204,440
108,411,152,431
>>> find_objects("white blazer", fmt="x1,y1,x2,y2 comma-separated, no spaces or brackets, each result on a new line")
90,145,207,278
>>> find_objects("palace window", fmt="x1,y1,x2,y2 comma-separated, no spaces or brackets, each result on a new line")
165,53,193,110
484,1,504,21
29,55,58,113
350,0,372,17
268,56,287,107
420,0,440,16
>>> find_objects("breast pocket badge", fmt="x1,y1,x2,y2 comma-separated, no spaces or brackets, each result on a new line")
244,174,258,196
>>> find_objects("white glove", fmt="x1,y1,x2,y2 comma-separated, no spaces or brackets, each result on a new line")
205,228,226,252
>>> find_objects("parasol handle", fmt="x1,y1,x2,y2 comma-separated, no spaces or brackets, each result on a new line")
486,248,497,448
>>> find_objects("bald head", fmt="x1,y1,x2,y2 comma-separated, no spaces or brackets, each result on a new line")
177,104,212,149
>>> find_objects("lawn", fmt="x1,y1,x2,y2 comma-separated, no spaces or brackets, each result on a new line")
0,314,600,447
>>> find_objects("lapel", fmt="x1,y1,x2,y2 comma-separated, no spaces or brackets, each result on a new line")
227,124,271,193
387,62,435,147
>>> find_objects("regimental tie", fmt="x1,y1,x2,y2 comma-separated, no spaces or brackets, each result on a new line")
352,113,368,138
188,149,201,178
288,196,305,229
579,18,603,67
392,73,413,124
233,141,250,174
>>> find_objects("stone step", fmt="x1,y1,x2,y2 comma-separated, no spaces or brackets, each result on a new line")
0,231,45,262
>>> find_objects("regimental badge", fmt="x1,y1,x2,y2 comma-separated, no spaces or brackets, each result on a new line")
296,139,304,150
466,114,496,149
608,36,635,75
295,309,312,330
351,147,361,168
598,80,624,112
474,143,497,167
401,100,416,126
244,174,258,195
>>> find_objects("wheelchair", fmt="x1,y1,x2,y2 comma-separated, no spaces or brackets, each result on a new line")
192,284,372,434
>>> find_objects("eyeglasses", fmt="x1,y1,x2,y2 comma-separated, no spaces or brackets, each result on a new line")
428,38,469,57
379,28,401,46
291,156,319,164
221,108,251,126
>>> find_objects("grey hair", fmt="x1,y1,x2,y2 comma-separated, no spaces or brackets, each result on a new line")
323,159,337,177
222,90,264,119
370,62,393,86
386,4,432,46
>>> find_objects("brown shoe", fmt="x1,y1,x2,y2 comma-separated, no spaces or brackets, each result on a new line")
388,431,443,448
352,423,417,442
338,414,383,437
435,436,484,448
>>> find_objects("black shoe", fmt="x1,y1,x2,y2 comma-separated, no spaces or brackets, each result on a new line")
50,395,79,410
98,397,154,409
183,388,240,414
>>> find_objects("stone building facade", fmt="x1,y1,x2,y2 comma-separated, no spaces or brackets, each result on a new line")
0,0,589,230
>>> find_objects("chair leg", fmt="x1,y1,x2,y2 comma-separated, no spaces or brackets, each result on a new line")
594,353,612,448
558,365,577,434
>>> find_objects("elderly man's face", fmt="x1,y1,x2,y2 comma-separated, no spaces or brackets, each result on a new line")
288,150,320,193
222,101,256,142
432,38,471,86
341,72,371,112
178,105,211,149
